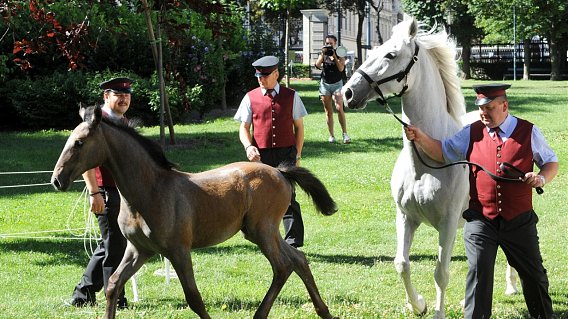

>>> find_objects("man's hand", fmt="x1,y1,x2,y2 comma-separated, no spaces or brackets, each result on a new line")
89,193,105,215
245,145,261,162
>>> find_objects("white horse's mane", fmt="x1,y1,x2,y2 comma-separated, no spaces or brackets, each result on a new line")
401,23,466,123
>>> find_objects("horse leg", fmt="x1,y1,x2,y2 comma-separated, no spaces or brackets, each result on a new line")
167,250,211,319
104,243,153,319
433,218,459,319
393,209,426,316
505,263,519,295
251,231,336,319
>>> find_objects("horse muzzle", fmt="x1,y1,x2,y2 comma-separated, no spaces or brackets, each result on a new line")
51,176,67,191
342,86,368,110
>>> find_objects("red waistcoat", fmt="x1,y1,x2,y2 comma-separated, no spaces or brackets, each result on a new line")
467,119,534,220
96,111,128,188
249,86,296,149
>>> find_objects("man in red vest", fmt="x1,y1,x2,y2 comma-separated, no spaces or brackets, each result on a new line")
404,83,558,319
234,55,307,248
67,77,132,309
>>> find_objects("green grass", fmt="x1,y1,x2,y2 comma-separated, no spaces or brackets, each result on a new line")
0,79,567,318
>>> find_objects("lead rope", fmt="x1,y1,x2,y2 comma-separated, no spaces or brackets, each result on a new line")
381,102,542,191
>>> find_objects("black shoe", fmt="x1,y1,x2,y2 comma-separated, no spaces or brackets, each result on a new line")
66,296,95,307
117,298,128,309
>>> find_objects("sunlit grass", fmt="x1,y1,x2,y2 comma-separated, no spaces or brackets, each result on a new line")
0,79,566,318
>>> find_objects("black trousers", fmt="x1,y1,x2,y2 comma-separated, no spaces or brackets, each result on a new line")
72,187,127,302
259,146,304,247
462,209,552,319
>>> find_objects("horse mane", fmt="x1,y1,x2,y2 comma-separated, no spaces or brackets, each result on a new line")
101,116,177,170
412,24,466,123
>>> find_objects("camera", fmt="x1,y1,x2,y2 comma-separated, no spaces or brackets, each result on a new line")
323,45,335,56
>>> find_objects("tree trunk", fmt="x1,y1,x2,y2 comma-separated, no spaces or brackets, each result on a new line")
355,11,364,68
141,0,175,145
461,44,471,79
549,35,560,81
523,39,530,80
284,7,290,87
217,35,227,111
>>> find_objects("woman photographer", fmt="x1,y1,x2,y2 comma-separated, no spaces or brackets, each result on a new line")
315,34,351,144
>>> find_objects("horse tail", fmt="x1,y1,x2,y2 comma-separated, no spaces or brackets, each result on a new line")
277,164,338,216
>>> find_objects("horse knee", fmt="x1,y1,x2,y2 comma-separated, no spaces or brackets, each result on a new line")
394,257,410,274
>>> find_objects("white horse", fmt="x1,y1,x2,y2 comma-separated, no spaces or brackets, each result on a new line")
342,18,517,318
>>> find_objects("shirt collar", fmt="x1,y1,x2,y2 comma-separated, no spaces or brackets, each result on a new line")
262,83,280,96
487,114,514,136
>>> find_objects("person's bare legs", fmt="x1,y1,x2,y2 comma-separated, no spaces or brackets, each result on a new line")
333,92,350,143
321,95,335,142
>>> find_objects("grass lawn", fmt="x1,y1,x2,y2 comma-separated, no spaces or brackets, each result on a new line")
0,79,566,318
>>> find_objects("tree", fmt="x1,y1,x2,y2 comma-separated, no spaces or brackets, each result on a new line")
469,0,568,80
258,0,316,87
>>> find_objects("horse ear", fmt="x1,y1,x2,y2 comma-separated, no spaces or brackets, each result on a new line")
79,103,101,128
408,18,418,38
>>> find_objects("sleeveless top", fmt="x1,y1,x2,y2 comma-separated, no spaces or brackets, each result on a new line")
321,57,343,84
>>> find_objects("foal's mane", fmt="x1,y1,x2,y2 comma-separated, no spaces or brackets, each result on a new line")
411,25,465,122
101,117,177,170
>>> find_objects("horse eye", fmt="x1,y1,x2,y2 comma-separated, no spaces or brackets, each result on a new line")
385,52,396,60
74,140,84,148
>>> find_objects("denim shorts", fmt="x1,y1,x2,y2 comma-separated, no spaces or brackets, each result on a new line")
319,80,343,96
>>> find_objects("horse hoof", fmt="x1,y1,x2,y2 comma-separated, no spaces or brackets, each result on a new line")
406,294,427,316
505,287,519,296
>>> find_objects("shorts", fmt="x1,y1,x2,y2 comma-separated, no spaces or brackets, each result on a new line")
319,80,343,96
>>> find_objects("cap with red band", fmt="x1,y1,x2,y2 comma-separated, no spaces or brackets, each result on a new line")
100,77,133,93
473,83,511,106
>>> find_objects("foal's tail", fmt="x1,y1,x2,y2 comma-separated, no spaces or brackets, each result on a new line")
277,165,338,216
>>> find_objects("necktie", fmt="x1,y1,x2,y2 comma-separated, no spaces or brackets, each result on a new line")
493,127,503,147
265,88,275,97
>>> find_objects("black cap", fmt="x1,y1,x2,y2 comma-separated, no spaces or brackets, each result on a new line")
473,83,511,106
99,77,133,93
252,56,279,77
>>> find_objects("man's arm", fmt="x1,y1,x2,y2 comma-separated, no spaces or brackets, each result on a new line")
525,161,559,189
239,121,260,162
293,118,304,166
404,125,444,163
83,169,104,214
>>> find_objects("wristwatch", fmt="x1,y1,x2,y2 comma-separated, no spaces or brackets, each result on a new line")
538,175,546,186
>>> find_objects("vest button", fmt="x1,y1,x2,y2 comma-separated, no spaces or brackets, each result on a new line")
497,154,501,158
497,185,501,189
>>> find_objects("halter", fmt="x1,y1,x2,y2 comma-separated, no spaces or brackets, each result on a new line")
356,43,419,106
355,42,543,193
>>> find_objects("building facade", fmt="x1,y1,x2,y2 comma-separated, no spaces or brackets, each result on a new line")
300,0,402,70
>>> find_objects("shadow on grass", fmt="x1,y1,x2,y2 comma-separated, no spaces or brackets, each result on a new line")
0,238,89,266
0,239,468,269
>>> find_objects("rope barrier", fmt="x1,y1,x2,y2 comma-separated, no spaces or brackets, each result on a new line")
0,170,54,175
0,180,84,189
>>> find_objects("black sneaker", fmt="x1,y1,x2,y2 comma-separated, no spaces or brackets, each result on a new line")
66,297,95,307
117,297,128,309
